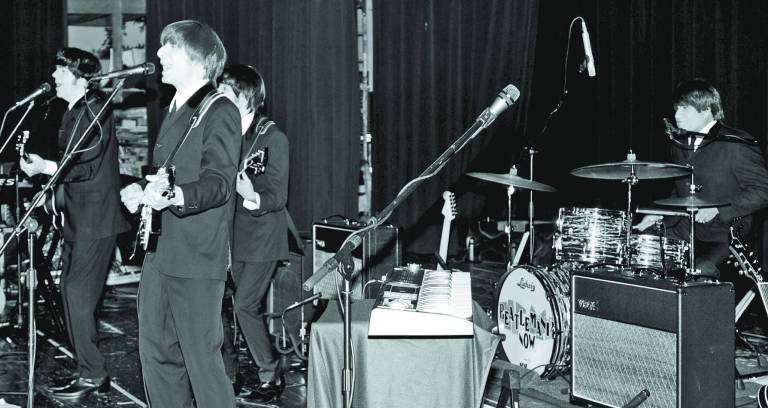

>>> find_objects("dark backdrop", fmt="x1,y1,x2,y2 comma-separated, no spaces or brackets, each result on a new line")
371,0,768,253
145,0,360,232
7,0,768,255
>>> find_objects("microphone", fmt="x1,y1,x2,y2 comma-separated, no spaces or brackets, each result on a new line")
11,83,52,110
477,84,521,129
581,19,596,77
89,62,156,81
622,389,650,408
302,234,363,291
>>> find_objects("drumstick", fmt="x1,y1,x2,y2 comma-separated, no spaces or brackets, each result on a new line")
513,231,529,265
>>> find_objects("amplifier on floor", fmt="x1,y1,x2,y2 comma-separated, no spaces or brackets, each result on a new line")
571,272,734,408
267,239,316,352
312,221,400,299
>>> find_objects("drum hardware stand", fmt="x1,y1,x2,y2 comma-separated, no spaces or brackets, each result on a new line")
621,150,639,268
527,147,538,264
506,167,517,270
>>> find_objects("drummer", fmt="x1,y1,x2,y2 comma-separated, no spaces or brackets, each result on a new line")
635,79,768,278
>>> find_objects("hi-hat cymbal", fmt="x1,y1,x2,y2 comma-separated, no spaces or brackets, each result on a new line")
654,195,730,209
467,172,557,192
571,160,692,180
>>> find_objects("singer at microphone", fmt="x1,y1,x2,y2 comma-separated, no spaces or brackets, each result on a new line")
11,83,51,110
89,62,156,81
19,46,130,400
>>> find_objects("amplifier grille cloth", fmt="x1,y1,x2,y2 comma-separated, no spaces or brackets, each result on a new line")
572,314,676,408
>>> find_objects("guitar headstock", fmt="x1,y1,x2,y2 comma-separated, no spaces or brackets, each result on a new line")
16,130,30,163
441,191,457,221
244,148,268,176
729,227,763,284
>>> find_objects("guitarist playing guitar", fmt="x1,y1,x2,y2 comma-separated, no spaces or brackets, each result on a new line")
216,64,296,403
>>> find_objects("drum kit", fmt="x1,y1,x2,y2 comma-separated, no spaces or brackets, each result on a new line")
469,152,729,378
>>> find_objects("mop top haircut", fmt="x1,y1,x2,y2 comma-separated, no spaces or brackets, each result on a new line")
160,19,227,82
672,79,724,121
218,64,266,113
56,47,102,90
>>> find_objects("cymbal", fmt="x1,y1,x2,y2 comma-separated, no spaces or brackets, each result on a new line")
467,172,557,192
571,160,692,180
654,195,730,209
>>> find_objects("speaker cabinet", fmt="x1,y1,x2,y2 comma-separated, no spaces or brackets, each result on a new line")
312,221,400,299
267,239,316,340
571,272,734,408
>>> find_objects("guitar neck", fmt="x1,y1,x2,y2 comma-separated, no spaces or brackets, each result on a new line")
437,218,451,270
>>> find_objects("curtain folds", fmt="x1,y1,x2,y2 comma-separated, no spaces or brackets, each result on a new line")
146,0,360,231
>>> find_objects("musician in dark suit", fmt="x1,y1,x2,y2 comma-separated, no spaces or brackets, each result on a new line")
635,79,768,277
119,20,240,408
217,64,290,403
20,47,129,398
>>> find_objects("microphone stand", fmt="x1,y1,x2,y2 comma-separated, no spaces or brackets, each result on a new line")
305,103,506,408
0,79,126,257
0,101,37,158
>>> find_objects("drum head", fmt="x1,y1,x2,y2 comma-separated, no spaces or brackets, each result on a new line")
495,266,563,375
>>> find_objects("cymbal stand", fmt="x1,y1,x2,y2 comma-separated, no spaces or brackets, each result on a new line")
684,175,702,282
621,153,639,268
503,167,522,270
527,147,537,263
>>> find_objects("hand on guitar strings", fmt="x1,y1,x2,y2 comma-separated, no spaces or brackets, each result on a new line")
143,173,183,210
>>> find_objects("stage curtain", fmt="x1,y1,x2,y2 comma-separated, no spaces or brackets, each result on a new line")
371,0,540,251
146,0,360,231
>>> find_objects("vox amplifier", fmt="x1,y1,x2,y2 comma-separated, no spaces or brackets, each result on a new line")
571,272,734,408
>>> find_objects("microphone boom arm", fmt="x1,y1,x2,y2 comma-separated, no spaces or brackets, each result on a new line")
0,101,37,159
0,79,126,256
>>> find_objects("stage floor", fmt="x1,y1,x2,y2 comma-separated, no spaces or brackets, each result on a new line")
0,261,765,407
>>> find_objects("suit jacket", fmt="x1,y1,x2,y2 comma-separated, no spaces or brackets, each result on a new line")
667,122,768,242
56,95,129,242
145,84,241,280
232,116,290,263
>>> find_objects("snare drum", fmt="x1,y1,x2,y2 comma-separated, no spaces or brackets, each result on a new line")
629,234,689,271
554,207,627,265
495,265,570,377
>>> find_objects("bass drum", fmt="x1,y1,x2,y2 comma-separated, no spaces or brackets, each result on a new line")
495,265,571,377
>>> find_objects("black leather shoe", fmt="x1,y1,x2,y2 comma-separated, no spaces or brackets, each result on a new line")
50,376,110,399
250,376,284,403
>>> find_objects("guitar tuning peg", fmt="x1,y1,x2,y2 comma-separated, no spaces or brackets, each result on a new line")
749,251,755,257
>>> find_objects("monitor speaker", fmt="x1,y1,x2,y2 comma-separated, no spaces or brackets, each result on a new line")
570,272,734,408
267,239,316,349
312,221,400,299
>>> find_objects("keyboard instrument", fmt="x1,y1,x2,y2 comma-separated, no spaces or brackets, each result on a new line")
368,265,473,337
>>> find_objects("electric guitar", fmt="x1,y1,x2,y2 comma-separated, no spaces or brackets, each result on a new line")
436,190,456,270
728,227,768,320
133,166,175,257
240,147,268,177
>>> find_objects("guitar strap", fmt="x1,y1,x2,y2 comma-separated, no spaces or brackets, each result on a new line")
241,116,275,170
240,117,302,256
160,89,227,169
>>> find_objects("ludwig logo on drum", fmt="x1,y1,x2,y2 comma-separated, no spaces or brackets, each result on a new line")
516,277,536,292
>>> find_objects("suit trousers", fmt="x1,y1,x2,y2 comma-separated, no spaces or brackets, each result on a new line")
231,260,280,382
138,262,234,408
60,235,116,380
